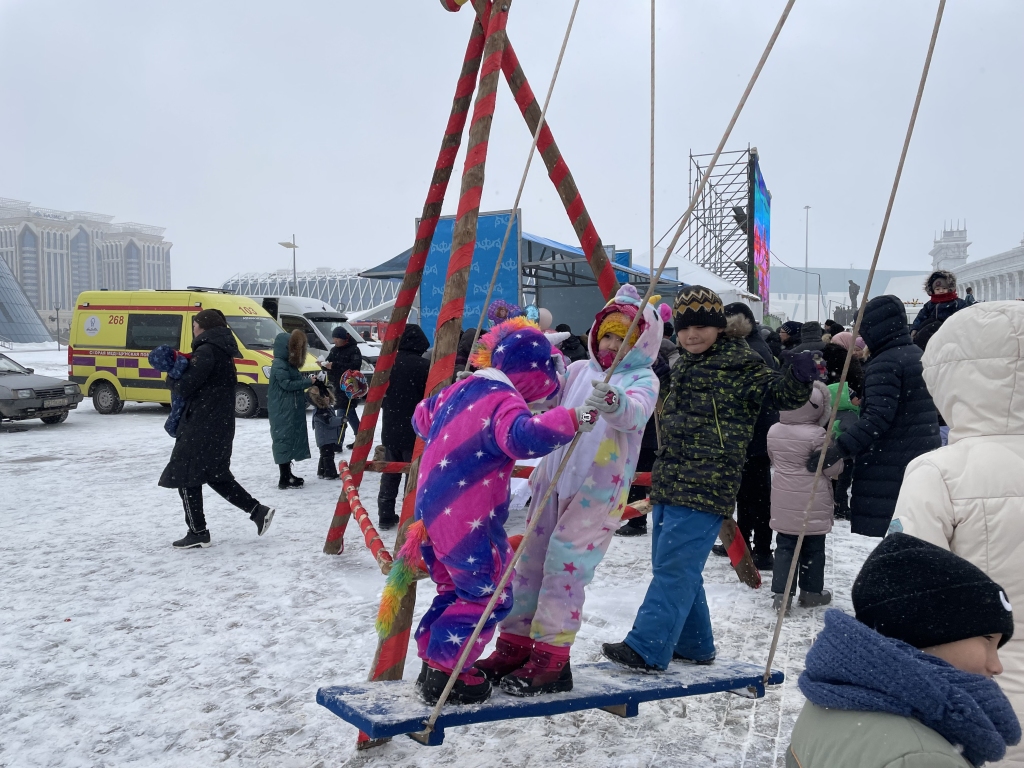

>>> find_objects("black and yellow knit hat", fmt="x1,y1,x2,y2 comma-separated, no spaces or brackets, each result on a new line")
673,285,726,330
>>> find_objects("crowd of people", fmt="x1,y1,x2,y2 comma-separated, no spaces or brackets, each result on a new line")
154,268,1022,766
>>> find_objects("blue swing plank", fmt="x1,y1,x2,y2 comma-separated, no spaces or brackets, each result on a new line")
317,659,784,746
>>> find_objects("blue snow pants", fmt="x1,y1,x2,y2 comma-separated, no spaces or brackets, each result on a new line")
624,504,722,669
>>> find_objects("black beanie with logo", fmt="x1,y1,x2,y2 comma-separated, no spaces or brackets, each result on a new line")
853,533,1014,649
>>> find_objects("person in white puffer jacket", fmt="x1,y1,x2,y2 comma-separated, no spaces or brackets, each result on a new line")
892,300,1024,768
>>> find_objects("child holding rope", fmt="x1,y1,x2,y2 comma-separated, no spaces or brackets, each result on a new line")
475,284,666,696
377,318,595,706
603,286,819,671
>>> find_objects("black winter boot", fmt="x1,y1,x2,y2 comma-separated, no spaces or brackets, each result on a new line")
420,666,492,706
601,642,659,672
173,530,211,549
615,516,648,537
250,505,275,536
278,463,304,490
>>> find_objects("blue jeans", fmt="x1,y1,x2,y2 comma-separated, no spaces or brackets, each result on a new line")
624,504,722,669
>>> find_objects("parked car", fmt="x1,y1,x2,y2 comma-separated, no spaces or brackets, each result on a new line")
0,353,83,424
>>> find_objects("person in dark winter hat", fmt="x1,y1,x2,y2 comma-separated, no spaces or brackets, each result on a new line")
789,320,827,355
788,533,1020,767
823,319,845,338
911,269,968,336
809,295,940,536
602,286,819,672
322,326,363,443
778,320,802,351
377,323,430,530
159,309,274,548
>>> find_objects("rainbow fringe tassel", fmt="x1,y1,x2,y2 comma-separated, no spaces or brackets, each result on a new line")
376,519,429,638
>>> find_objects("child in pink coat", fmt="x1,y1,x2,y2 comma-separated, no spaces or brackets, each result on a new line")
476,285,666,696
766,382,843,610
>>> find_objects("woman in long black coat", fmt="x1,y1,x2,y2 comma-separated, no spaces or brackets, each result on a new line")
159,309,273,549
814,296,940,537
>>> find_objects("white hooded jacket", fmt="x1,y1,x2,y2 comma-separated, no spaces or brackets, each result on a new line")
893,301,1024,767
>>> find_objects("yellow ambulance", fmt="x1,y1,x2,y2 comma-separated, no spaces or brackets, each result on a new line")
69,289,319,418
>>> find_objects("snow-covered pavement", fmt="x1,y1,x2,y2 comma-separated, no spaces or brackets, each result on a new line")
1,345,879,767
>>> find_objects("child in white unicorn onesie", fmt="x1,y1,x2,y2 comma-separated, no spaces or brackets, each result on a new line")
476,284,667,695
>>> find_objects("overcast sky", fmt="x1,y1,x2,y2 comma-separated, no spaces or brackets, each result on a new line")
1,0,1021,289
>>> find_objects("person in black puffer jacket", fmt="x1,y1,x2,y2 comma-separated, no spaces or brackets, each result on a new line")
722,303,779,569
323,326,364,442
910,270,968,337
811,295,940,537
555,323,589,362
159,309,274,549
377,324,431,529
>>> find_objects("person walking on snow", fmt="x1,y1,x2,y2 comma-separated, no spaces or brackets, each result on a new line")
159,309,274,549
386,318,594,706
601,286,818,672
788,533,1019,767
476,285,666,696
377,323,431,530
268,329,314,489
809,295,940,536
766,381,843,611
892,301,1024,767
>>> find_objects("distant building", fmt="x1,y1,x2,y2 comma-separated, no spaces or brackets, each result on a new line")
0,255,52,343
931,226,1024,302
0,198,172,311
221,268,400,314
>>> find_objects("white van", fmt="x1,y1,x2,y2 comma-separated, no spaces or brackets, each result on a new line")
249,296,379,373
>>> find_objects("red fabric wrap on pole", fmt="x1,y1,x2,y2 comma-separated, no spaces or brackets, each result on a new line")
338,462,393,573
323,13,488,556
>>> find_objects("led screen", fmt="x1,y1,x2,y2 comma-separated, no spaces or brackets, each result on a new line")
752,159,771,309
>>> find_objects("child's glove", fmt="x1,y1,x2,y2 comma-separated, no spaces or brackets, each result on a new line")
806,443,844,473
574,407,598,432
585,381,623,414
789,351,826,384
455,369,473,381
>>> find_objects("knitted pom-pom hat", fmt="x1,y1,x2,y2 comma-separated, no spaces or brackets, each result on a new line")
673,285,726,330
470,316,563,403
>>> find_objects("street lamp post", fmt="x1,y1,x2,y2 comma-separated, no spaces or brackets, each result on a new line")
803,206,811,322
278,235,299,296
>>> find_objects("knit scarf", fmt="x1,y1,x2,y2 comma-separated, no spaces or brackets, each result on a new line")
931,290,958,303
799,610,1020,767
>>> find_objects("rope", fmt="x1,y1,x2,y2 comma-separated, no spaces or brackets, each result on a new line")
414,0,796,740
762,0,946,685
649,0,656,278
463,0,584,371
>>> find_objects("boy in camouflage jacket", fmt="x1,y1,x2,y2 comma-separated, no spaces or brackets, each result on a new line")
603,286,818,671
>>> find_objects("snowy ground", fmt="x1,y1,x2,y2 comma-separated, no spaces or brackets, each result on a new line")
1,345,879,767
